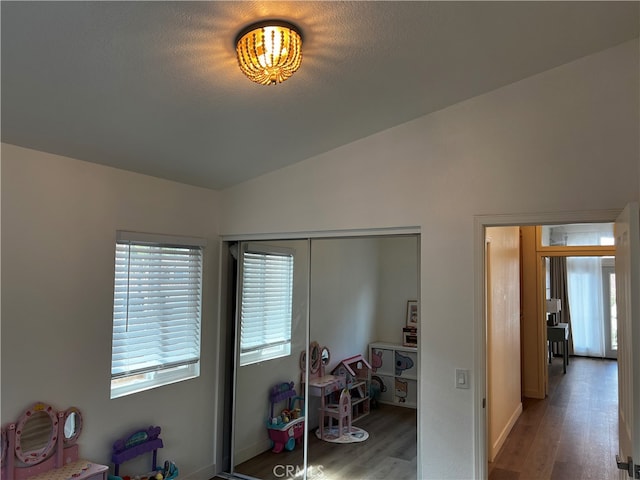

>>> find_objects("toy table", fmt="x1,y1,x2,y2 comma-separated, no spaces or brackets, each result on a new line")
24,460,108,480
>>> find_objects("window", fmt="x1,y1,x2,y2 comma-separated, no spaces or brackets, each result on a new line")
110,231,205,399
239,244,294,366
540,223,614,247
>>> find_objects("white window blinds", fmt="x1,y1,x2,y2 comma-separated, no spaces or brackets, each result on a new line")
111,231,204,397
240,245,294,366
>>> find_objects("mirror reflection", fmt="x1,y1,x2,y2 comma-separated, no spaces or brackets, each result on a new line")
299,351,306,371
63,408,82,444
19,411,53,454
231,239,310,479
306,236,419,480
321,347,330,366
64,412,76,438
227,235,419,480
309,341,320,374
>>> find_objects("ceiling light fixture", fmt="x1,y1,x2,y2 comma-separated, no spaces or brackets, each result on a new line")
235,20,303,86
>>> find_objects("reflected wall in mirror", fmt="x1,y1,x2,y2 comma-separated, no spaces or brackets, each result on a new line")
63,408,83,445
15,403,58,464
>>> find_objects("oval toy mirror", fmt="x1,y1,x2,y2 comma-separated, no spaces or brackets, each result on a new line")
15,402,58,464
299,350,307,371
309,341,320,374
1,428,6,467
321,347,330,366
63,407,83,445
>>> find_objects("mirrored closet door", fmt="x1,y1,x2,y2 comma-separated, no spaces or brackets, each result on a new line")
226,234,419,480
306,236,418,480
230,239,310,479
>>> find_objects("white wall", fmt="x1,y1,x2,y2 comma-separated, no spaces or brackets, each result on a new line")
220,40,639,479
0,144,221,479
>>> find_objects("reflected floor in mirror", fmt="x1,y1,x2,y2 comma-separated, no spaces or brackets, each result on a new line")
216,404,417,480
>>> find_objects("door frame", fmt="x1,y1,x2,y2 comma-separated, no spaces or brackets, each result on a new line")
473,208,620,479
602,262,618,359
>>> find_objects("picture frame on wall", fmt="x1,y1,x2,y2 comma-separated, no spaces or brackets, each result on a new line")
406,300,418,327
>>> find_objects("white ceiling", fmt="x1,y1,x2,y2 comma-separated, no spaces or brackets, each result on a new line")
2,1,638,190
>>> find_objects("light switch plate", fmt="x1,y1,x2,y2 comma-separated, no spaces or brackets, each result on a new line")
456,369,470,389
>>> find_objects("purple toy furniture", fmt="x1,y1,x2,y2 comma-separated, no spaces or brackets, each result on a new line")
111,426,163,477
267,382,305,453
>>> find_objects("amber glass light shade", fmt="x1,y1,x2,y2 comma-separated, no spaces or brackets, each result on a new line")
235,21,303,85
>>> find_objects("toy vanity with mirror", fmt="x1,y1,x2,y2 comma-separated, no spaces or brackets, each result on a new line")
1,401,108,480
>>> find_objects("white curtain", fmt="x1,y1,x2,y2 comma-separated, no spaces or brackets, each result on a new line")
566,256,605,357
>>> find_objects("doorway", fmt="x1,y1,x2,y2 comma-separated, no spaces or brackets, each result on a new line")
473,210,621,479
220,233,420,480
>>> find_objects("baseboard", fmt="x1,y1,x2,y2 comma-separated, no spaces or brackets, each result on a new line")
234,439,271,465
181,463,218,480
523,388,545,399
489,402,523,462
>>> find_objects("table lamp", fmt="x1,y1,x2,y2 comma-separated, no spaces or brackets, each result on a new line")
546,298,561,326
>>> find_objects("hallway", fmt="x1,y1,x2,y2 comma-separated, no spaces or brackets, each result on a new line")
489,357,619,480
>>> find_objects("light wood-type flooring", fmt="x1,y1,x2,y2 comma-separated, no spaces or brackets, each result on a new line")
489,356,619,480
214,403,417,480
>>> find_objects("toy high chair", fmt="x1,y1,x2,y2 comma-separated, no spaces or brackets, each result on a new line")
321,389,352,439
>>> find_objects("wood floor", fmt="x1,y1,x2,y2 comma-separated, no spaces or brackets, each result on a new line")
216,404,417,480
489,356,619,480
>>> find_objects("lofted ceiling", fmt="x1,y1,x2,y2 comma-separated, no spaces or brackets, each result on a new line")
2,1,638,190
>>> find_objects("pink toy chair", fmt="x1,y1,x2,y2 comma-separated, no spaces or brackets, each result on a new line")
322,389,352,437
